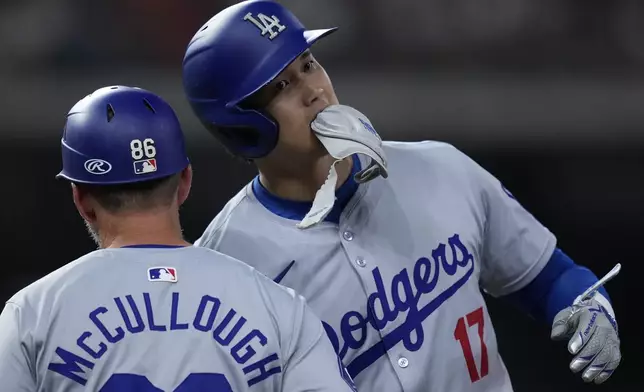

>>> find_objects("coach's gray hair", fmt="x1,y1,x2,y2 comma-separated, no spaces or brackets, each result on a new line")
81,173,181,214
76,173,182,248
83,220,101,249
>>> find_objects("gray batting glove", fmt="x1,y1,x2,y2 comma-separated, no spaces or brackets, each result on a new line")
551,296,621,384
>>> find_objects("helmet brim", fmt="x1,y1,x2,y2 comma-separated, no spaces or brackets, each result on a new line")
304,27,338,45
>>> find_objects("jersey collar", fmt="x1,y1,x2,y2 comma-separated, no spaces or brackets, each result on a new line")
252,155,361,224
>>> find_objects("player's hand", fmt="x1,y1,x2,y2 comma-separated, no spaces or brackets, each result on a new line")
550,295,621,384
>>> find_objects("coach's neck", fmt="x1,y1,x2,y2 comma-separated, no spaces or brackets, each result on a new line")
72,168,193,249
96,209,191,249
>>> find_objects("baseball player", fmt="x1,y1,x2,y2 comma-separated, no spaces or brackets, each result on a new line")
181,1,623,391
0,86,358,392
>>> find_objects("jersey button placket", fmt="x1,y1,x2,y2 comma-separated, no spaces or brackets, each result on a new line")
341,228,367,267
397,357,409,368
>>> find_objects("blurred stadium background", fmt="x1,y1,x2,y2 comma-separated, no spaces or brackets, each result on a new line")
0,0,641,390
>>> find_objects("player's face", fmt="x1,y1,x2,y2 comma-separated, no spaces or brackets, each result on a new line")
253,50,339,161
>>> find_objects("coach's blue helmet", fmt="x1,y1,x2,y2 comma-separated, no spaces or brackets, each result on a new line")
57,86,190,184
182,0,337,159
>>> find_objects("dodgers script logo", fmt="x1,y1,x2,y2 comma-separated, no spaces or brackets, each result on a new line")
323,233,476,377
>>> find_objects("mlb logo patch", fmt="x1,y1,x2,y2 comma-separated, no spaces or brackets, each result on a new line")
134,159,157,175
148,267,177,283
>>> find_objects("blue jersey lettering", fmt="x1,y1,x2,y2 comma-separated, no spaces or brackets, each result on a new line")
324,233,475,377
47,292,280,387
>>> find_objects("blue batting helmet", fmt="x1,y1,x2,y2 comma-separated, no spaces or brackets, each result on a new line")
182,0,337,159
57,85,190,184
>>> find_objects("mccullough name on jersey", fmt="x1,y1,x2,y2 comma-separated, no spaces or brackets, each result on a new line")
48,292,281,387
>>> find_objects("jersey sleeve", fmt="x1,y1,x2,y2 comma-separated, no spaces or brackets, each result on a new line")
452,146,557,297
0,301,36,391
193,221,219,249
253,271,357,392
280,295,357,392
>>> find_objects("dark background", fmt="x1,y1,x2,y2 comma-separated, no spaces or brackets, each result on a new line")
0,0,641,390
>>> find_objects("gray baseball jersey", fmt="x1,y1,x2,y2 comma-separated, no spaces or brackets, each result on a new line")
195,141,557,392
0,246,357,392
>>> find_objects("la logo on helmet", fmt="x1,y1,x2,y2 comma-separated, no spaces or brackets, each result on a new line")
243,12,287,40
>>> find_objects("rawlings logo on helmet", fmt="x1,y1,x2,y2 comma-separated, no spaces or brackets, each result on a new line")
84,159,112,175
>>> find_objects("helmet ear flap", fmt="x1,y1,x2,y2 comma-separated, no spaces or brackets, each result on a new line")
206,122,278,161
193,100,279,160
204,123,261,157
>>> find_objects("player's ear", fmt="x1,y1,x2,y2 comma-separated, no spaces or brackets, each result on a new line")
71,184,97,223
177,165,192,206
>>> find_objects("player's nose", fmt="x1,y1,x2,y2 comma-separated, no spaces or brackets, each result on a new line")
303,84,325,107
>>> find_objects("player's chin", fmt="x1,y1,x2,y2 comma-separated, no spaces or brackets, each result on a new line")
310,137,330,158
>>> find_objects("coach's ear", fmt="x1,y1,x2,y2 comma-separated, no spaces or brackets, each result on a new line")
177,165,193,207
71,183,96,223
